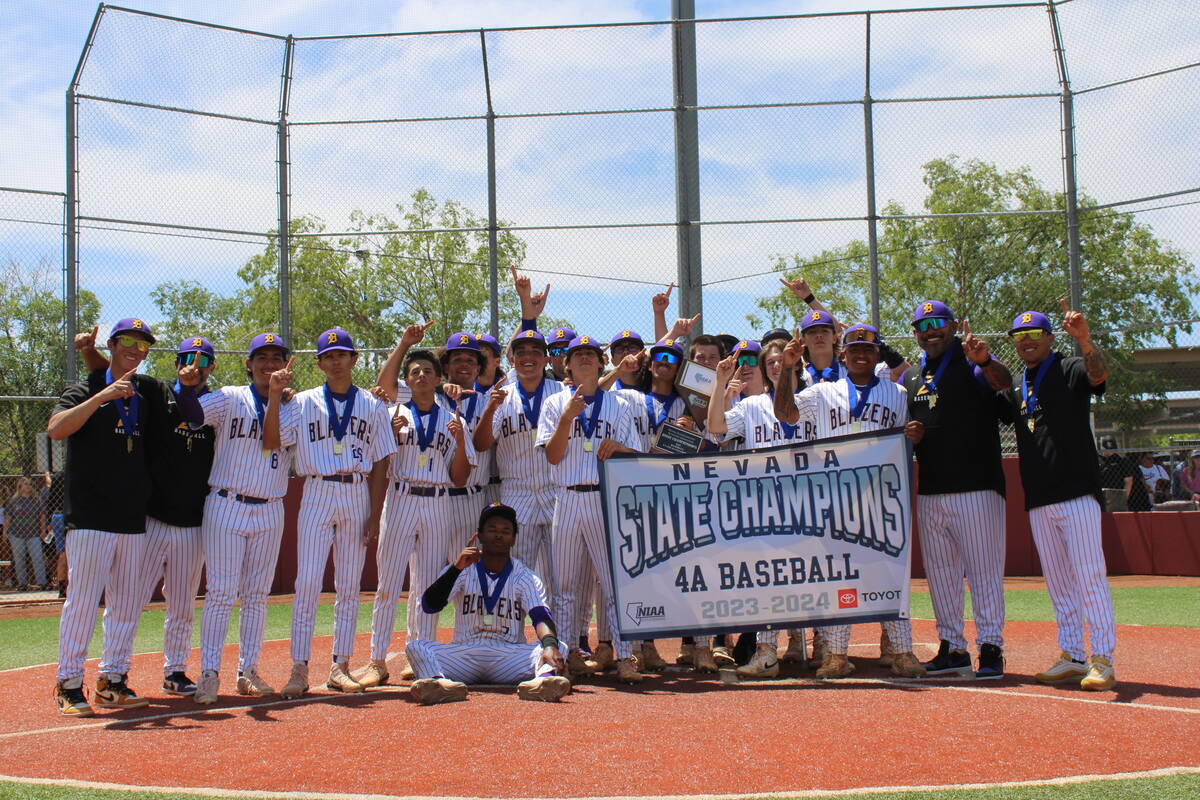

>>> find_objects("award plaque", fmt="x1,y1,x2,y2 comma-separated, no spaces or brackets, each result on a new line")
675,359,717,422
650,421,706,455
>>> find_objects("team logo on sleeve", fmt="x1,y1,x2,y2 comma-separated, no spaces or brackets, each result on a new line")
923,302,933,314
837,588,858,609
192,337,203,347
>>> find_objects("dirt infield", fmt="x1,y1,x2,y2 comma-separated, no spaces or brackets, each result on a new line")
1,619,1196,798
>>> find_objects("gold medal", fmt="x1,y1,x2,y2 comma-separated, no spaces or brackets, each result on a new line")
583,439,593,453
418,452,429,468
333,441,344,456
262,447,271,458
1027,417,1036,433
532,430,539,444
929,395,938,409
482,614,494,627
851,420,861,434
126,438,133,454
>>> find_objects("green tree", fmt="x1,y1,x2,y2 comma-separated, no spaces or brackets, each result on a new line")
752,156,1198,434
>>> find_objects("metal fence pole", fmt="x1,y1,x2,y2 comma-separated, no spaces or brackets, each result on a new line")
672,0,703,330
277,36,295,342
1047,1,1082,316
481,31,500,338
863,12,881,328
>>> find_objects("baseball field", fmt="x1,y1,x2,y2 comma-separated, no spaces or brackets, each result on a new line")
1,577,1197,800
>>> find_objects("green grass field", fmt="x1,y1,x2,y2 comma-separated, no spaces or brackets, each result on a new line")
1,585,1195,800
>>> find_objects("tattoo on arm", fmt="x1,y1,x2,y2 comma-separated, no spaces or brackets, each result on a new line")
1082,342,1109,385
980,359,1013,391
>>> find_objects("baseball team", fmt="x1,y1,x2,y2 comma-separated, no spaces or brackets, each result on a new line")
48,271,1118,715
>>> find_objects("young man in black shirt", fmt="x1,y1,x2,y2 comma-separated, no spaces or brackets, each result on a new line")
904,300,1012,679
1002,303,1116,691
48,318,201,716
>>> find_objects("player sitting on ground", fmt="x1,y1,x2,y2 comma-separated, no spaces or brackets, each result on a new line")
406,503,570,705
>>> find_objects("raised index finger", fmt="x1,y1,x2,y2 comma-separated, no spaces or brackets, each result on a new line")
961,318,972,336
284,356,295,370
1059,296,1070,314
121,368,137,380
664,282,674,299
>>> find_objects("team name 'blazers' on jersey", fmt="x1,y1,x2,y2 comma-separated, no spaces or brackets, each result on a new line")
389,401,477,485
720,393,816,448
535,389,640,486
792,376,909,437
490,378,563,489
199,385,300,499
443,557,550,645
291,386,397,476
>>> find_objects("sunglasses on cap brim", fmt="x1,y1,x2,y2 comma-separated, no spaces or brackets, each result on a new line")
914,317,950,332
177,352,214,368
1010,329,1047,342
651,351,680,364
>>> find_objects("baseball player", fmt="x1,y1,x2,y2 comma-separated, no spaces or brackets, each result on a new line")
774,324,927,679
472,333,506,507
281,329,397,699
48,318,199,716
407,503,571,704
545,328,576,382
192,333,299,704
537,335,645,683
352,348,476,688
1002,304,1116,691
903,301,1012,679
438,333,494,567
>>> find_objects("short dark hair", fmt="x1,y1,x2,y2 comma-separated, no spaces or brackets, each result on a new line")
404,349,442,378
689,335,725,359
439,347,486,371
478,503,519,536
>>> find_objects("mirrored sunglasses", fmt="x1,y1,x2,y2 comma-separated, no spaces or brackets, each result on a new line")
843,329,879,343
651,351,680,365
736,354,759,368
914,317,949,332
178,352,214,368
115,334,150,352
1010,329,1046,342
547,346,568,357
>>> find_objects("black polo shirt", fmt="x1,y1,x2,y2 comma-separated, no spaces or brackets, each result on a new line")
55,369,173,533
147,385,215,529
905,339,1006,497
1001,353,1105,510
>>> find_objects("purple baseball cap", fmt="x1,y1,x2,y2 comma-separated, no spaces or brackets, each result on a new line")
650,338,684,358
732,338,762,356
566,334,604,357
715,333,740,353
109,317,156,344
475,333,501,356
248,332,289,358
176,336,215,358
1009,311,1053,335
799,310,836,331
761,327,792,345
317,328,356,356
609,329,645,349
842,323,883,347
445,332,480,352
510,329,547,348
913,300,955,324
547,327,577,348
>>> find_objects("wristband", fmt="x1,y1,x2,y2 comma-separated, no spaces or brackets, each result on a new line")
802,293,816,305
540,634,560,650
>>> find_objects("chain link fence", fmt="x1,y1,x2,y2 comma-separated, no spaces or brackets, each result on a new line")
1,2,1197,445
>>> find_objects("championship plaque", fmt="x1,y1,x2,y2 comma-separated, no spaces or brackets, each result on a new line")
650,421,706,455
674,359,717,422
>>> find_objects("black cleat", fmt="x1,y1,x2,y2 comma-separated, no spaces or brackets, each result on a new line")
975,643,1005,680
923,640,973,676
163,671,198,696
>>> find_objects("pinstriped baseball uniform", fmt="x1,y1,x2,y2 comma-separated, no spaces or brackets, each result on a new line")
406,558,564,683
369,402,477,661
197,385,299,674
60,530,147,680
290,386,397,663
445,390,493,565
792,377,913,654
490,377,563,589
536,388,640,660
141,518,205,676
615,388,688,452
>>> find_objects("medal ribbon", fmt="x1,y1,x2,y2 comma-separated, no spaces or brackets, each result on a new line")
767,390,798,439
105,369,139,445
1021,353,1057,418
324,384,358,445
476,559,513,616
248,383,268,431
576,388,605,440
517,378,546,429
806,362,840,384
919,338,958,396
407,401,440,452
845,376,881,421
646,392,675,434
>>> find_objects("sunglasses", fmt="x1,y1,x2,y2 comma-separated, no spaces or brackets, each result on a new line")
736,354,759,368
843,329,880,343
652,351,680,365
114,335,151,352
178,352,214,368
1010,329,1046,342
914,318,949,333
548,346,568,357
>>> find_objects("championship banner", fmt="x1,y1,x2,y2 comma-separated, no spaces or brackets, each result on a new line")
600,429,914,641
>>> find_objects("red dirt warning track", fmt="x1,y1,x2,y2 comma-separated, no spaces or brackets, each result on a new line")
1,620,1197,798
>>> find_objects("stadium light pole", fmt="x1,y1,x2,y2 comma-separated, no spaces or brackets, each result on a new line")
672,0,703,332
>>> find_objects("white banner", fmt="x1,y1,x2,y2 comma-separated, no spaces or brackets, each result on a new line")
600,429,914,640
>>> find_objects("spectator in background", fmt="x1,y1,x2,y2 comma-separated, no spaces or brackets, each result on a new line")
4,476,48,590
1097,437,1134,512
1174,451,1200,504
41,471,68,597
1139,452,1170,506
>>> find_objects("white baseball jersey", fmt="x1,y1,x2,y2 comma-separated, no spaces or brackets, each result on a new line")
448,388,492,487
792,376,908,438
199,385,299,498
492,377,563,489
389,401,477,484
799,360,891,388
720,393,815,448
615,388,688,452
535,388,640,486
441,558,549,644
292,385,397,476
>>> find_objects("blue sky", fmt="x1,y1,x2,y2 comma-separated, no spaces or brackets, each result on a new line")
2,0,1198,344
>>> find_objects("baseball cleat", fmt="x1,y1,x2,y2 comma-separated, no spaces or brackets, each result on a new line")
878,628,896,667
736,643,780,679
616,656,646,684
589,642,616,672
398,665,416,681
809,630,828,667
53,677,93,717
711,646,737,668
1035,651,1089,684
890,651,927,678
692,645,719,673
675,643,695,665
815,653,855,679
924,640,973,676
781,631,807,665
162,671,197,696
327,661,365,693
517,675,571,702
350,659,389,688
567,648,596,677
638,641,668,671
975,643,1005,680
194,670,219,705
94,674,150,709
1079,655,1116,691
238,668,276,697
278,663,307,699
410,677,468,705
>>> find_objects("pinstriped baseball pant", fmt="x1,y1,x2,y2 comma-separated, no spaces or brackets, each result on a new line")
141,518,204,676
501,485,555,600
407,639,564,683
446,488,487,566
918,490,1006,651
823,619,913,655
56,529,146,681
290,479,370,663
1029,495,1116,660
